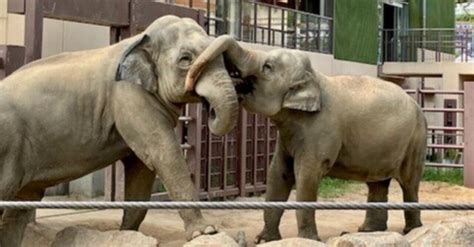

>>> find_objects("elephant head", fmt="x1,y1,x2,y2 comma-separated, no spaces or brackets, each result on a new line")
185,35,321,117
116,16,238,135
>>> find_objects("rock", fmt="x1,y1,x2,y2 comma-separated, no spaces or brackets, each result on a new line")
405,216,474,246
183,232,239,247
327,232,409,247
257,238,326,247
22,223,57,247
51,226,158,247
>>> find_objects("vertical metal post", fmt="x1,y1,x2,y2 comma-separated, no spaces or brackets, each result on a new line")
24,0,43,64
238,108,248,196
281,9,285,47
464,81,474,188
238,0,242,40
222,134,228,198
207,0,211,34
253,2,257,43
268,6,272,45
253,116,258,193
317,17,322,52
187,104,202,192
305,14,309,51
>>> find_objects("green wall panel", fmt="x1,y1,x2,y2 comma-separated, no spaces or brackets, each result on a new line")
334,0,379,64
409,0,455,28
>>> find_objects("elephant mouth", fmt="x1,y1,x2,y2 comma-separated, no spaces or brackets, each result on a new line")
233,76,255,98
202,99,217,121
224,55,254,100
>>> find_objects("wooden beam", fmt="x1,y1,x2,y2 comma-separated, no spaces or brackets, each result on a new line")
24,0,43,63
42,0,129,26
133,1,205,31
7,0,25,14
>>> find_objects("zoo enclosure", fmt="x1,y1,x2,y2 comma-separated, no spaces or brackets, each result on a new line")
1,0,474,201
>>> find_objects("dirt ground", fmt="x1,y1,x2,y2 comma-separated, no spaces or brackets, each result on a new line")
23,181,474,247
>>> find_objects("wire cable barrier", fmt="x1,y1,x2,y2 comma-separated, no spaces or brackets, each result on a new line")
0,201,474,210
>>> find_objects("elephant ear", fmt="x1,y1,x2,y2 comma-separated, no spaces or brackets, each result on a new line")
116,34,158,93
283,71,321,112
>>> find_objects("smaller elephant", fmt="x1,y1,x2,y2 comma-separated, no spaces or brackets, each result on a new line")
186,36,427,243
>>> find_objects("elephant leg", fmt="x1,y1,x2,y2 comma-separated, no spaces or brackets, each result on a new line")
112,83,215,240
358,178,391,232
294,159,329,241
255,143,295,244
0,188,44,247
120,153,156,231
398,142,424,234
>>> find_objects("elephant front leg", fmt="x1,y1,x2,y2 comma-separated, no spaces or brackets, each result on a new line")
256,143,295,244
294,157,333,241
120,153,156,231
358,178,391,232
112,82,216,240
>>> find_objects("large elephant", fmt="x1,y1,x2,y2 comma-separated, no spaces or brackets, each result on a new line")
187,36,427,243
0,16,239,246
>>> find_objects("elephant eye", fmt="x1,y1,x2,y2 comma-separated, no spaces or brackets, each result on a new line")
262,62,272,73
178,53,193,68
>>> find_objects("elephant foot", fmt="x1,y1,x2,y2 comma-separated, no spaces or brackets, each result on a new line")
403,222,422,234
297,229,321,241
358,222,387,232
185,220,218,240
254,228,282,244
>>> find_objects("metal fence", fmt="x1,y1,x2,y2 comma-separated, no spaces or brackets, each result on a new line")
405,86,465,169
381,28,473,62
204,0,333,54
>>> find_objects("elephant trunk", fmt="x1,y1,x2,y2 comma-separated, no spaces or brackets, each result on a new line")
195,59,239,136
185,35,261,92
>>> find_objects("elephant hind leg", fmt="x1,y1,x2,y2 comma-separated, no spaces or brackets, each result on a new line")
358,178,391,232
120,153,156,231
397,140,424,234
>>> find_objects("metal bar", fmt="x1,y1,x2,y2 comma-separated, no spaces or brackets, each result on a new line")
305,14,309,50
427,126,464,131
317,16,322,52
249,0,332,20
425,163,464,169
188,104,202,192
223,134,228,198
206,0,211,34
253,115,258,193
281,9,285,47
427,144,464,149
422,108,464,113
24,0,43,64
239,109,248,197
253,2,257,43
419,90,464,95
267,5,272,45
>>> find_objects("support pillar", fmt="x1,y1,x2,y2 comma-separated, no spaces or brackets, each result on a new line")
464,81,474,188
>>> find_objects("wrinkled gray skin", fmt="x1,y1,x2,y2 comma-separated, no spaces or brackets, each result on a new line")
0,16,239,246
188,36,426,243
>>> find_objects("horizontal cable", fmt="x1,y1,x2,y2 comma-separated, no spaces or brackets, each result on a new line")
0,201,474,210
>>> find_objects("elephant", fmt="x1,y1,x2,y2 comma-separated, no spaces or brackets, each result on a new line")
186,35,427,243
0,16,240,246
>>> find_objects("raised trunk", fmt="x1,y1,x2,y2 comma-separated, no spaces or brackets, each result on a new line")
195,71,239,135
